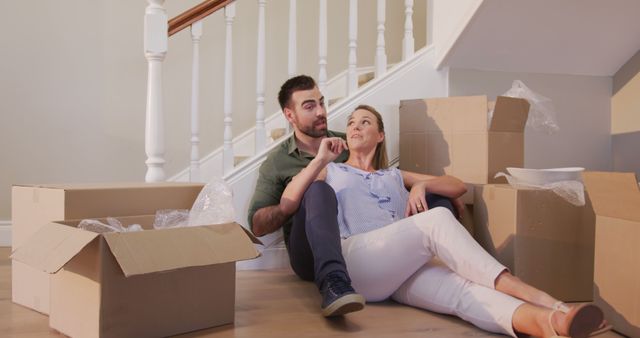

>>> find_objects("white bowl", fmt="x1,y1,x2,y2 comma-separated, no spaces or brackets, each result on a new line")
506,167,584,186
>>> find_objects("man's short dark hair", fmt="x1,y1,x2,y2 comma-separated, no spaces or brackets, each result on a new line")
278,75,316,110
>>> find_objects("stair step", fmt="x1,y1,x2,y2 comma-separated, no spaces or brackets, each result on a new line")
328,97,343,106
234,156,249,166
270,128,287,141
358,71,375,87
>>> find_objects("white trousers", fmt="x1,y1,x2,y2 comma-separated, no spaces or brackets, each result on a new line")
341,207,524,337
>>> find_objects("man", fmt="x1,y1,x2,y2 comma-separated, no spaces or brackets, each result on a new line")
248,75,365,317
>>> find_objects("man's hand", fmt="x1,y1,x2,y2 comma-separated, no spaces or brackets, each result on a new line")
451,198,465,220
252,205,289,237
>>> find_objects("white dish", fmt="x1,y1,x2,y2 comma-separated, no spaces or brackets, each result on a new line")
506,167,584,186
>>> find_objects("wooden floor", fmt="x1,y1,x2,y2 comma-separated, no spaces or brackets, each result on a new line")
0,248,624,338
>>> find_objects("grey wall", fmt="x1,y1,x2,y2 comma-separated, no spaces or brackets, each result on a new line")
448,68,613,171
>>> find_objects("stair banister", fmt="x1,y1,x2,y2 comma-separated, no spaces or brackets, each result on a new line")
189,21,203,182
144,0,168,182
255,0,267,154
318,0,328,93
223,4,236,175
375,0,387,78
168,0,235,36
403,0,415,60
348,0,358,95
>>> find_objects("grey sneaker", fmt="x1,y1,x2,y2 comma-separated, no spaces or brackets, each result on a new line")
320,271,365,317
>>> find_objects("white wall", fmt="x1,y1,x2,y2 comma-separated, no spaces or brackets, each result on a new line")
0,0,427,222
448,68,613,171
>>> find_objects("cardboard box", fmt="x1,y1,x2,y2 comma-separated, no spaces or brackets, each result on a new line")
11,182,204,314
582,172,640,337
473,184,595,302
12,215,260,338
399,96,530,184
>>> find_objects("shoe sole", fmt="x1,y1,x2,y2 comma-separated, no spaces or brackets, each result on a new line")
322,294,366,317
567,304,604,338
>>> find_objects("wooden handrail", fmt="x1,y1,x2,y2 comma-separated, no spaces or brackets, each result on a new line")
168,0,235,36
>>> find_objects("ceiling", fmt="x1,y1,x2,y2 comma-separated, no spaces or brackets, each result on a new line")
441,0,640,76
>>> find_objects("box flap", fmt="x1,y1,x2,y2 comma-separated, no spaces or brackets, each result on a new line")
12,182,204,190
489,96,530,132
583,171,640,222
10,222,99,273
103,222,260,277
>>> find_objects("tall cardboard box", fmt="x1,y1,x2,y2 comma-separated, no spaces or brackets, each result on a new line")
12,215,261,338
11,182,204,314
399,96,530,184
582,172,640,337
473,184,595,301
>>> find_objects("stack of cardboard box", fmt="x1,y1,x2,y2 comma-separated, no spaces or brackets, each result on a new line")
11,183,260,337
400,96,639,336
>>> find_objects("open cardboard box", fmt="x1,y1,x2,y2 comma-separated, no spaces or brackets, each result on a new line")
12,215,261,338
583,171,640,337
11,182,205,314
399,95,530,186
473,184,595,302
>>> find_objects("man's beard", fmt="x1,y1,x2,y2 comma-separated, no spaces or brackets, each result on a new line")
298,118,327,138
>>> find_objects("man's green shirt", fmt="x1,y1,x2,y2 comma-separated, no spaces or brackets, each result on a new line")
247,130,348,247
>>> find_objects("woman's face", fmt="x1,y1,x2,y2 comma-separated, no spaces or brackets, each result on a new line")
346,109,384,151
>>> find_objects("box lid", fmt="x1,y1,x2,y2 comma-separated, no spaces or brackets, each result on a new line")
489,96,530,132
582,171,640,222
12,182,204,191
11,222,100,273
12,217,261,277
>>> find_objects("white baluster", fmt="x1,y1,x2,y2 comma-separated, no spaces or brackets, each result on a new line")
288,0,297,77
375,0,387,78
144,0,168,182
347,0,358,95
402,0,415,60
287,0,297,134
223,4,236,174
255,0,267,153
318,0,327,93
189,21,203,182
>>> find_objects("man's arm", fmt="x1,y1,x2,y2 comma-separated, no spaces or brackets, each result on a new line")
251,205,290,237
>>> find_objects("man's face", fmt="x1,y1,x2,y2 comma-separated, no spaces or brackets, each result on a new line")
284,86,327,138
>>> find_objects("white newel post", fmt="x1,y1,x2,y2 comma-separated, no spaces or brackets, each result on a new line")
375,0,387,78
318,0,327,93
347,0,358,95
189,21,202,182
402,0,415,60
255,0,267,153
144,0,168,182
223,4,236,174
287,0,297,133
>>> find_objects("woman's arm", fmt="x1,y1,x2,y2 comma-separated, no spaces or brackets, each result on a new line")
401,170,467,217
279,137,346,215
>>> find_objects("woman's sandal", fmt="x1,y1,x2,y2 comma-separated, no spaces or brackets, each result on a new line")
551,302,613,337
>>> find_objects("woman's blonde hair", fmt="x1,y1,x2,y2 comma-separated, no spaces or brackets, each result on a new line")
349,104,389,170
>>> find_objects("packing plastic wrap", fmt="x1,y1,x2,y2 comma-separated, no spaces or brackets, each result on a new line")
153,209,190,229
494,172,585,206
491,80,560,134
188,177,235,226
78,217,143,233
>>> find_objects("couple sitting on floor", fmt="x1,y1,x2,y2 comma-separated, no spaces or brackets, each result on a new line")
248,75,608,338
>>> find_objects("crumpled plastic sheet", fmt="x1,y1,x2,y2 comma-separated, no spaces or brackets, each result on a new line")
153,209,190,229
188,177,235,227
78,217,143,233
490,80,560,134
494,172,585,206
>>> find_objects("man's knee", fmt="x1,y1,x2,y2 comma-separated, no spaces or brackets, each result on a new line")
303,181,337,205
426,193,457,217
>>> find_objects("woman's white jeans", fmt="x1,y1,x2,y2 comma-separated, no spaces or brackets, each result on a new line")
341,207,524,337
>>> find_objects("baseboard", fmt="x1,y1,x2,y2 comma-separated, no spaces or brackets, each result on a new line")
0,220,11,247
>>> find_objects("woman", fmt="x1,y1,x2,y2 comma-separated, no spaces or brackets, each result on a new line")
279,104,606,337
